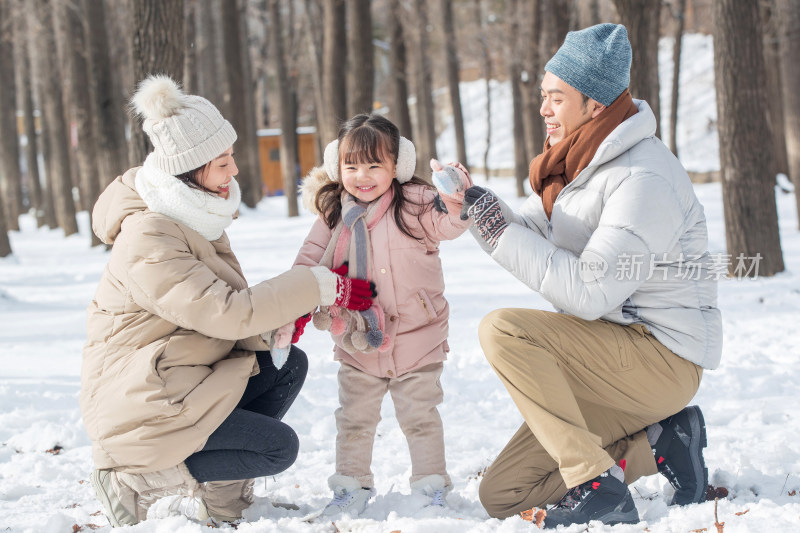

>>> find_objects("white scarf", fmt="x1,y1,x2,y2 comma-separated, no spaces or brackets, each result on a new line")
135,153,241,241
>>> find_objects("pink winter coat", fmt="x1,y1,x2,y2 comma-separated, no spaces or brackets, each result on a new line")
295,181,470,378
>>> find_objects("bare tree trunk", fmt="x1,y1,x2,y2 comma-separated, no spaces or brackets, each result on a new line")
39,122,57,228
761,0,788,179
539,0,570,68
57,0,102,245
221,0,262,207
0,196,9,256
346,0,373,116
409,0,437,179
713,0,784,276
184,0,198,93
776,0,800,228
105,0,135,112
85,0,129,187
520,0,544,163
387,0,412,139
441,0,467,167
301,0,324,159
322,0,347,142
196,0,225,109
13,0,44,227
269,0,300,217
669,0,686,156
472,0,492,179
614,0,661,138
0,0,22,230
507,0,528,197
569,0,603,29
129,0,185,167
29,0,79,236
251,3,271,129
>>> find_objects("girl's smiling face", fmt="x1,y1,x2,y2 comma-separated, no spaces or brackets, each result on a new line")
339,141,396,203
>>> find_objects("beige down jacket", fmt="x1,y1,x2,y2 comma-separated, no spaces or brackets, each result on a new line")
80,168,321,473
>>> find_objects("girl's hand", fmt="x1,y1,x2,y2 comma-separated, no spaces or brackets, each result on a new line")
430,159,472,198
292,313,312,343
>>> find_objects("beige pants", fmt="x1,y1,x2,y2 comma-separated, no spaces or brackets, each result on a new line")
477,309,702,518
333,362,450,488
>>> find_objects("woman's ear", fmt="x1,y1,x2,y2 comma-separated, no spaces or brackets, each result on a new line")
323,139,340,182
396,137,416,183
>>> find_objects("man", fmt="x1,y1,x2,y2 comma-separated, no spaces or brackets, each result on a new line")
459,24,721,528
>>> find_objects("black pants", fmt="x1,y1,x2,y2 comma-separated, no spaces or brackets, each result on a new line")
185,346,308,482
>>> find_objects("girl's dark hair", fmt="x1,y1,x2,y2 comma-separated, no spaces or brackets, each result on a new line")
315,113,432,241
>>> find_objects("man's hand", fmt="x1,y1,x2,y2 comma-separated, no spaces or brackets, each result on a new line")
461,186,509,248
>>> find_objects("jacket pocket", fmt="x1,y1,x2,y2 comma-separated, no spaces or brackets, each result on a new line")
416,289,437,324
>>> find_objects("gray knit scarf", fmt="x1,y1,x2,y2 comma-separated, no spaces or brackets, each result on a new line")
312,189,393,354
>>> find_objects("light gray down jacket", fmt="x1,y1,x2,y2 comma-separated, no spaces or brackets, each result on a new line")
483,100,722,369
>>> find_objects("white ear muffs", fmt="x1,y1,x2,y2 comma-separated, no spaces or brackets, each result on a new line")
322,136,416,183
395,137,416,183
323,139,340,182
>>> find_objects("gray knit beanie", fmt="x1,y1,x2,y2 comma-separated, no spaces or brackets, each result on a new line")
131,75,237,176
544,23,632,107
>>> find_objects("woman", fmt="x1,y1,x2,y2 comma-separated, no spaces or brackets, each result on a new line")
81,75,374,527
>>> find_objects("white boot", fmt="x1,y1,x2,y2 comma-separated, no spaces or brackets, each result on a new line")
321,474,375,518
410,474,451,508
90,463,200,527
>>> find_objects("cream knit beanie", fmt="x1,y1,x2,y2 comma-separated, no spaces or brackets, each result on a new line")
131,75,237,176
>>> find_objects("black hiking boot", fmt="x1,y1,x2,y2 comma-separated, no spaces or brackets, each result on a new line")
542,470,639,528
652,405,708,505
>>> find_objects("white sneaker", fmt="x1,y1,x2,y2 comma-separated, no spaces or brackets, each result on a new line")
410,474,451,508
427,488,447,507
321,475,375,518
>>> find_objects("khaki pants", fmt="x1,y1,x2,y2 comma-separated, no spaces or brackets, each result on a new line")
333,362,450,488
477,309,702,518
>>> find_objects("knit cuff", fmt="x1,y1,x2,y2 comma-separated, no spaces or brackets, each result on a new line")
311,266,338,306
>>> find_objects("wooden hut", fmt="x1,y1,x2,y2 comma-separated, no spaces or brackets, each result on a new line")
257,127,318,196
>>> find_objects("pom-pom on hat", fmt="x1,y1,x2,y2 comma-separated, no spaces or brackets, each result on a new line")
544,23,632,107
131,75,237,176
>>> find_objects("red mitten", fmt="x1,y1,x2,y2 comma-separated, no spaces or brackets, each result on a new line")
330,262,376,311
291,313,312,344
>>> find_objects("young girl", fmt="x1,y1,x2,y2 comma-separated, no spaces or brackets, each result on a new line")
292,114,472,517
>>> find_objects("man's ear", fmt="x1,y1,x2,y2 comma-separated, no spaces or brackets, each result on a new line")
590,101,607,118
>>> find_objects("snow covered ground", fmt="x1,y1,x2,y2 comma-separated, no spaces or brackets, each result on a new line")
2,33,800,533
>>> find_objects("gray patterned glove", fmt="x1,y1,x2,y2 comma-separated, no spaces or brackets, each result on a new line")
461,186,508,248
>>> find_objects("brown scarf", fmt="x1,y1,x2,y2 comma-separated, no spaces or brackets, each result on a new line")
529,89,638,219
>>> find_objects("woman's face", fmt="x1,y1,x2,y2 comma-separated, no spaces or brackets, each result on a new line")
199,147,238,199
340,148,396,203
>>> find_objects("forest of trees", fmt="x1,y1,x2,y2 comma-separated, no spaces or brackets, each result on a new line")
0,0,797,278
